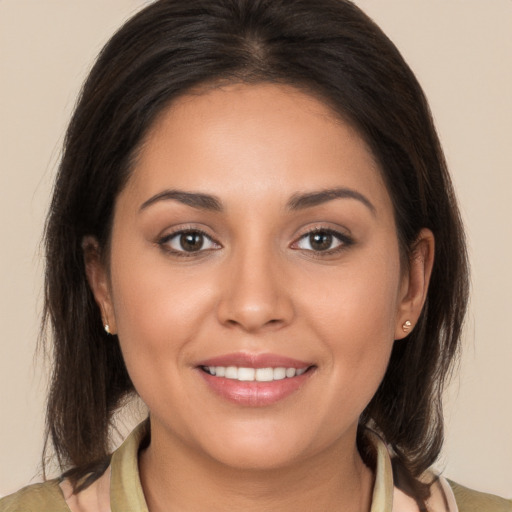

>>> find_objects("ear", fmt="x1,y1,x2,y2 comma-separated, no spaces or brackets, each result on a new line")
82,236,117,335
395,228,435,340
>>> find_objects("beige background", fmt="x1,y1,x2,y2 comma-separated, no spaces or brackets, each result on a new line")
1,0,511,499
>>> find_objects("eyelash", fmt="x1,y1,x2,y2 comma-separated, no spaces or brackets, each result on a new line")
292,228,354,256
157,227,353,258
157,228,220,258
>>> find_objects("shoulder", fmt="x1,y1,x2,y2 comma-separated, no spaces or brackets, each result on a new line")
448,480,512,512
0,480,69,512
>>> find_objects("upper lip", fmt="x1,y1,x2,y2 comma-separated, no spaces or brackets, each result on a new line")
196,352,313,369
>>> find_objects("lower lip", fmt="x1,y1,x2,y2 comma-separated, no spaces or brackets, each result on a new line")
198,369,313,407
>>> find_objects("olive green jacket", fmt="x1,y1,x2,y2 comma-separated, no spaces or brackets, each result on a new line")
1,423,510,511
1,480,511,511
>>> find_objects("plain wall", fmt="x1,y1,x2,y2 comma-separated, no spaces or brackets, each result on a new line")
1,0,511,498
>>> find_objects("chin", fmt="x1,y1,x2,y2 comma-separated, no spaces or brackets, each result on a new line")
191,421,310,471
210,441,303,472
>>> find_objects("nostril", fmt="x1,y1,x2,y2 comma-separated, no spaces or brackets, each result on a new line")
224,317,283,329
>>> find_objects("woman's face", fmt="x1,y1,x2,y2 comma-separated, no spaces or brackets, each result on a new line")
89,83,430,470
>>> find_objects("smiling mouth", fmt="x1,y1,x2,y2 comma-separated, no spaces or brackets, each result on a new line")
200,365,312,382
197,357,316,406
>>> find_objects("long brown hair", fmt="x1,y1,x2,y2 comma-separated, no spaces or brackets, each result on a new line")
43,0,469,504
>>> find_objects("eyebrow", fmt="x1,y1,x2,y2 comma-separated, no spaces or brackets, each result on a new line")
287,188,376,215
139,187,375,215
140,190,223,212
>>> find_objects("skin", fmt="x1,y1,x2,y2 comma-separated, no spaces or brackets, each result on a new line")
85,83,434,512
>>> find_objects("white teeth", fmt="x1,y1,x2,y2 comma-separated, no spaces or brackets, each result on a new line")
273,367,286,380
255,368,274,382
204,365,308,381
225,366,238,379
285,368,296,378
238,367,255,381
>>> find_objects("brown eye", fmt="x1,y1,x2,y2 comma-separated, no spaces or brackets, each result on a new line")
159,229,220,255
309,232,334,251
294,229,351,253
179,232,205,252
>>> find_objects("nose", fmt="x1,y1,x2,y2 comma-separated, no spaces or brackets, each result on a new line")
216,247,294,333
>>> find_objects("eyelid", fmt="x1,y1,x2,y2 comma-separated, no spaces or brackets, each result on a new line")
290,226,354,254
157,226,221,256
155,224,353,257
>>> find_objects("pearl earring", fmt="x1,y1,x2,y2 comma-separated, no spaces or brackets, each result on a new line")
104,323,111,334
402,320,412,332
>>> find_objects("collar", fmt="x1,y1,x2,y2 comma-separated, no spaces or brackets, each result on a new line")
62,420,457,512
369,430,394,511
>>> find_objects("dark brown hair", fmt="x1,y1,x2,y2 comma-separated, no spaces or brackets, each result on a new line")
43,0,469,505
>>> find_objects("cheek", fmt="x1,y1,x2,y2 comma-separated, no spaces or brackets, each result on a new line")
107,242,217,387
299,245,401,412
303,246,401,343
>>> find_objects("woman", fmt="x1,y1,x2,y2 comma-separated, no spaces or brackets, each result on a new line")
1,0,510,511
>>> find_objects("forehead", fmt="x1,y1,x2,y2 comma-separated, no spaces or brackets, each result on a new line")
123,82,392,215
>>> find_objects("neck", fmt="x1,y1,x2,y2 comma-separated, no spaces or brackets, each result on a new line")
139,422,374,512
